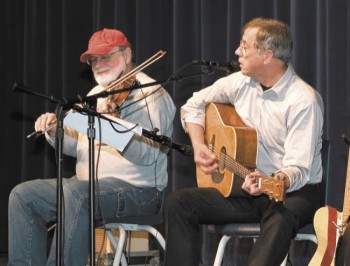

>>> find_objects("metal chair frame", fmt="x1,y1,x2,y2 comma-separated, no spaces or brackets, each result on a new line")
103,191,167,266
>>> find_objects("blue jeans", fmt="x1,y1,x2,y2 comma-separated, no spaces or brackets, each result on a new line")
8,176,160,266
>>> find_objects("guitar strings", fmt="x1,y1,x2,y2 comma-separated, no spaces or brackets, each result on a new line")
210,145,285,201
210,146,250,179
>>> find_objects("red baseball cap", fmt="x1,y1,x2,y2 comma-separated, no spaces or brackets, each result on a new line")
80,28,130,63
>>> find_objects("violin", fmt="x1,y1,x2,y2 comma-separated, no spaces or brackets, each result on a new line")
104,74,139,116
102,50,166,116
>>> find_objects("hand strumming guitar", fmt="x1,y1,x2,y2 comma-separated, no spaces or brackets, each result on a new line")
194,143,219,174
186,122,219,174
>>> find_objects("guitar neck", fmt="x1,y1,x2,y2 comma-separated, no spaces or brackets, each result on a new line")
225,157,251,180
342,147,350,224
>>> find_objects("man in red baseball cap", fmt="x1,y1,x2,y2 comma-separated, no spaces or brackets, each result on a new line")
80,28,131,63
8,28,175,266
79,28,135,111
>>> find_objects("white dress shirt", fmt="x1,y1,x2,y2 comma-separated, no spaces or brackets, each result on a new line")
181,65,324,192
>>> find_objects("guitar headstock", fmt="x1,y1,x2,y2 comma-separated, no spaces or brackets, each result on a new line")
258,176,286,202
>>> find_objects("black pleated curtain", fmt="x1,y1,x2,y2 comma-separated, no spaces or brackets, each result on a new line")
1,0,350,264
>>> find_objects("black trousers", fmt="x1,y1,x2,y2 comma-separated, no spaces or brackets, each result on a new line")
335,220,350,266
164,184,322,266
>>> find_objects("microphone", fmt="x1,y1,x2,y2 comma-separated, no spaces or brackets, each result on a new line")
171,142,193,156
141,128,193,156
192,60,240,73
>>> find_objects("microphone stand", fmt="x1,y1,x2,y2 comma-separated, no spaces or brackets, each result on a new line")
55,104,65,266
86,99,97,266
13,82,68,266
12,66,210,265
54,100,98,266
12,82,96,266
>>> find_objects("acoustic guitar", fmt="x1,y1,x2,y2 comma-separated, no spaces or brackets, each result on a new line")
309,136,350,266
196,103,285,202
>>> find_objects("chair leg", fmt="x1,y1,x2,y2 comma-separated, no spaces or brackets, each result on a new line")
213,236,286,266
280,253,288,266
213,235,232,266
134,225,166,250
105,224,127,266
105,223,166,266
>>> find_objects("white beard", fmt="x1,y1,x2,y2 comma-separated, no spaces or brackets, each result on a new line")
94,69,120,87
94,62,126,87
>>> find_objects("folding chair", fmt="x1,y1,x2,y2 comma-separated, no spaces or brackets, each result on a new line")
103,190,167,266
207,140,331,266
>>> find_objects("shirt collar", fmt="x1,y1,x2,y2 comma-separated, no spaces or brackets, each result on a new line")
269,64,294,95
246,64,295,97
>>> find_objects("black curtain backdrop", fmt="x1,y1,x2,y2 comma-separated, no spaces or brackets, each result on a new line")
1,0,350,264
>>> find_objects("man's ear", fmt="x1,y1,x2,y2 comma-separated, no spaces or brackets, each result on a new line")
263,49,274,64
264,50,273,64
123,47,132,64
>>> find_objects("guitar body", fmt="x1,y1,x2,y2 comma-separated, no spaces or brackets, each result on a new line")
309,206,342,266
196,103,258,197
310,136,350,265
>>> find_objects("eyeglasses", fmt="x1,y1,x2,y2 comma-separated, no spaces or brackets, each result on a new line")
86,49,124,66
238,40,249,56
238,40,261,56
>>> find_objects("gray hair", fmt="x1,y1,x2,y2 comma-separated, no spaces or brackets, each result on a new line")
243,18,293,65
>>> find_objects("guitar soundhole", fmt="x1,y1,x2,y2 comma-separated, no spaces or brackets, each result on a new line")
211,146,226,184
219,146,226,172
